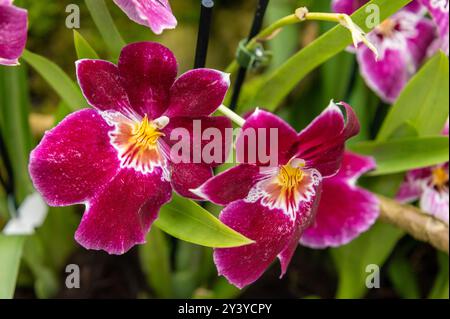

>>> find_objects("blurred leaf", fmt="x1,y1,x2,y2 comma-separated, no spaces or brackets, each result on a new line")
350,136,449,175
247,0,413,110
85,0,126,59
73,30,99,60
211,277,241,299
332,222,404,299
429,252,449,299
0,235,25,298
388,252,420,299
139,227,173,298
321,52,355,105
0,65,33,203
22,50,88,111
22,236,59,299
377,52,449,141
154,194,254,248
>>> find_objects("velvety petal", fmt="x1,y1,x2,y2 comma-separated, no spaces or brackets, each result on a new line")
301,153,379,248
213,200,295,289
357,46,411,103
331,0,367,15
236,109,299,167
420,187,449,225
295,102,360,178
169,163,212,200
0,3,27,66
422,0,449,55
193,164,262,205
29,109,120,207
162,116,232,167
113,0,177,35
396,168,431,202
76,59,131,113
407,18,438,66
118,42,178,119
75,168,172,255
165,69,230,118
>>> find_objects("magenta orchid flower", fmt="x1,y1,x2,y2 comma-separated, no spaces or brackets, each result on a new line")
0,0,27,66
194,102,362,288
301,151,379,248
29,42,231,255
332,0,437,103
397,122,449,225
113,0,177,34
421,0,449,55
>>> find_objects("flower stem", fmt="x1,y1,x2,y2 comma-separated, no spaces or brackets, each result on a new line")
217,105,245,127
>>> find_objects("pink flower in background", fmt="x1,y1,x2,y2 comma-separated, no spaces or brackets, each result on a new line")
29,42,231,255
0,0,27,66
194,102,362,288
332,0,437,103
397,122,449,225
421,0,449,55
113,0,177,34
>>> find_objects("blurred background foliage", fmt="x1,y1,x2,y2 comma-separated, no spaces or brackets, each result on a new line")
0,0,448,299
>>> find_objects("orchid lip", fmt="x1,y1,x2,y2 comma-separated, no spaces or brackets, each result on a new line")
102,111,169,175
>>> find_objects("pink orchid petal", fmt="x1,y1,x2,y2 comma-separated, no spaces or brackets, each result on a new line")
29,109,120,207
213,200,296,289
407,18,438,66
75,167,172,255
421,0,449,55
113,0,177,35
420,186,449,225
194,164,262,206
118,42,177,119
396,168,432,203
236,109,299,166
295,102,360,178
162,116,232,167
0,2,27,66
76,59,131,113
301,152,379,248
357,46,411,103
170,163,212,200
165,69,230,118
331,0,368,15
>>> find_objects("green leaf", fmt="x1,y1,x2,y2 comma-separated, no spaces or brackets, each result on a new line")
0,235,26,299
377,52,449,141
429,252,449,299
332,222,404,299
0,65,33,202
350,136,449,175
154,194,254,248
247,0,413,110
139,227,173,298
84,0,126,59
73,30,99,60
22,50,88,111
387,251,420,299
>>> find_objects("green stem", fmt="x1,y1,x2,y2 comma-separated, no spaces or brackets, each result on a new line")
217,105,245,127
225,10,350,74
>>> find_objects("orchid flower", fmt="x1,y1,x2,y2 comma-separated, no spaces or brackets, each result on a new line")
194,102,365,288
397,122,449,225
0,0,27,66
421,0,449,55
113,0,177,34
332,0,437,103
29,42,231,255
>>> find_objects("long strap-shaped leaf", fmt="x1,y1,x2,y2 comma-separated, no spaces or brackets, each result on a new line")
155,194,254,248
246,0,413,111
0,235,26,299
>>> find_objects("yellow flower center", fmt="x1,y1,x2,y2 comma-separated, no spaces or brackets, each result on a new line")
377,18,397,37
278,164,305,190
131,115,165,149
432,167,449,189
